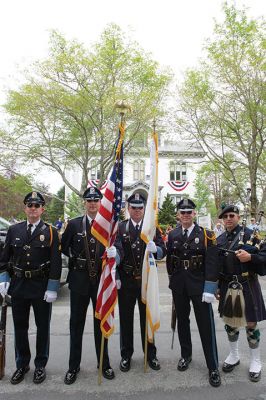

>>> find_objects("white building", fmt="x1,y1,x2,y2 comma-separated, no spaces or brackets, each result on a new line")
65,136,205,208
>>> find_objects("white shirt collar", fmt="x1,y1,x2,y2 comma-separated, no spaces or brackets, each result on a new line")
182,223,195,237
131,219,142,228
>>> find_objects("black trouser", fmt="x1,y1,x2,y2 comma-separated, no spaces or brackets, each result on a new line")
68,288,110,371
11,297,52,369
118,285,157,360
172,289,218,371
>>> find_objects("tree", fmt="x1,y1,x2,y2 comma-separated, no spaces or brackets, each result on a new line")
0,173,33,220
2,25,172,196
45,186,65,224
158,194,177,227
176,3,266,215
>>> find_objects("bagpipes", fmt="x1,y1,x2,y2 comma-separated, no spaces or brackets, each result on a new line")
222,189,252,328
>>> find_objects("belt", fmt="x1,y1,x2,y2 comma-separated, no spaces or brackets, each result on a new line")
70,257,98,278
13,266,49,279
219,272,255,282
172,255,203,271
122,264,142,279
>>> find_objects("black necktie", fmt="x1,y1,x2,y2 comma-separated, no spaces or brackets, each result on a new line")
183,229,188,240
27,223,33,240
136,224,140,233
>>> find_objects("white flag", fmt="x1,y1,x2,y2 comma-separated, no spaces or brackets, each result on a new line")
141,132,160,342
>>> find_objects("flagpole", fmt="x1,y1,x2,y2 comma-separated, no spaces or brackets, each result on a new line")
97,101,129,385
144,119,157,372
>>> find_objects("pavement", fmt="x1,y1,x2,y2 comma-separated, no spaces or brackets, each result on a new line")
1,263,266,400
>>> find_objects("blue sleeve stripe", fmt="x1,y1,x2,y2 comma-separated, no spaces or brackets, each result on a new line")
47,279,60,292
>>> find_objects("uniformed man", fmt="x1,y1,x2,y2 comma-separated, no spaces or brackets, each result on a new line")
217,204,266,382
61,187,115,384
114,192,166,372
166,199,221,387
0,192,62,384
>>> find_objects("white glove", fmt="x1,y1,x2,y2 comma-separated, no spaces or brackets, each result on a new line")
146,241,157,253
202,292,215,303
106,246,117,258
0,282,10,298
44,290,57,303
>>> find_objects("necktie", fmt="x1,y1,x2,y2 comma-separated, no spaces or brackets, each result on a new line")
91,219,94,228
136,224,140,233
183,229,188,240
27,223,33,240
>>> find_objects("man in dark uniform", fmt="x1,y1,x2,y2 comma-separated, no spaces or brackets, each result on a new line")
61,187,115,384
0,191,62,384
217,204,266,382
166,198,221,387
114,192,166,372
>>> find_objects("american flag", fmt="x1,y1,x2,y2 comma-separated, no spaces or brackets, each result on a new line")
91,124,124,338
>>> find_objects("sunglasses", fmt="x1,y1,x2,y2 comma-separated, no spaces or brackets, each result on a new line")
131,206,144,210
86,199,100,203
222,213,236,219
180,210,192,215
26,203,41,208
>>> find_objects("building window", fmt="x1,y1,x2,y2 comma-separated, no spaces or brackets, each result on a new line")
133,160,145,181
169,194,182,206
90,160,100,180
169,162,187,181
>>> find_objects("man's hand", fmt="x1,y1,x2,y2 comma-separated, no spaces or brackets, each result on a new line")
235,249,251,263
202,292,216,303
0,282,10,298
106,246,117,258
44,290,57,303
146,241,157,253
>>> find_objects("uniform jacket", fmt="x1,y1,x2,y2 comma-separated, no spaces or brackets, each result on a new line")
114,219,166,289
61,215,105,295
0,220,61,298
166,223,218,296
217,225,266,276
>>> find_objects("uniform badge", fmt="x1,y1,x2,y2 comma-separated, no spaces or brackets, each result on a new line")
90,238,95,244
32,191,37,198
40,235,45,242
195,238,199,244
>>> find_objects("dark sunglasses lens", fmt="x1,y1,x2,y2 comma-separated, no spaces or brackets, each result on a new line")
27,203,41,208
86,199,99,203
223,214,235,219
180,211,192,215
132,206,143,210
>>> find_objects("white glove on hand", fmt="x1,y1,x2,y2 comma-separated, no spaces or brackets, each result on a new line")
0,282,10,298
202,292,215,303
106,246,117,258
146,240,157,253
44,290,57,303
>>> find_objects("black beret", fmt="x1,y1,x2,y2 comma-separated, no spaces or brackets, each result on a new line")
218,204,239,219
127,192,146,207
177,198,196,211
83,187,102,200
23,191,45,205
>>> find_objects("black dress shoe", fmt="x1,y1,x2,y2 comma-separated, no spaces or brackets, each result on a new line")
148,357,161,371
10,366,30,384
209,369,221,387
64,368,80,385
119,358,131,372
177,357,192,371
222,360,240,373
102,367,115,380
33,367,46,384
249,370,261,382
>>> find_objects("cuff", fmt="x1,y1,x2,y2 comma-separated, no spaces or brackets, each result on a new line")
0,271,10,283
204,281,218,294
47,279,60,292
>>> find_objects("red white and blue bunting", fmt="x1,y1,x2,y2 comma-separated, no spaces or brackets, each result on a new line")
167,181,189,192
88,179,108,191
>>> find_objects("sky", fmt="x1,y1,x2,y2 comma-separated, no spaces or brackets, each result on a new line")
0,0,265,192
